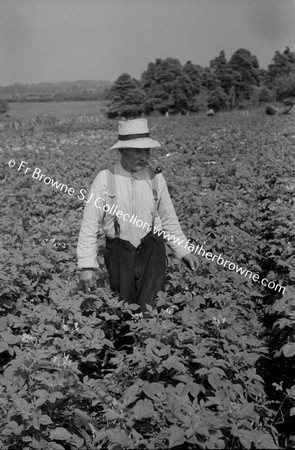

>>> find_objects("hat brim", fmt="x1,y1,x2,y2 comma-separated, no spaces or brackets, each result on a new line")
109,138,161,150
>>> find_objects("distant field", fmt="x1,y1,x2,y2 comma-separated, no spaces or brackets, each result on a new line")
6,100,104,120
4,101,294,123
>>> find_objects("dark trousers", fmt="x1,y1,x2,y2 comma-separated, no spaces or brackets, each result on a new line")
103,230,166,312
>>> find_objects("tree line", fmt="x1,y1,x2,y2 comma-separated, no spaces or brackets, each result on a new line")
0,80,111,115
106,47,295,118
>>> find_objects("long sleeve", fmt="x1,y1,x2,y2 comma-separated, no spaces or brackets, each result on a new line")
76,173,106,269
77,164,191,269
157,175,190,259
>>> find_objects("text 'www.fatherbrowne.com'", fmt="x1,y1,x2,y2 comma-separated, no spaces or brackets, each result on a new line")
153,228,285,294
11,159,286,295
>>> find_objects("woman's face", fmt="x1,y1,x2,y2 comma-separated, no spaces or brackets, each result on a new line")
120,148,151,172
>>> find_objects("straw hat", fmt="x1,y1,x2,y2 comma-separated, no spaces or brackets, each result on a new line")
109,118,161,150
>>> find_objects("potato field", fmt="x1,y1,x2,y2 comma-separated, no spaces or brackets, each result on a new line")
0,106,295,449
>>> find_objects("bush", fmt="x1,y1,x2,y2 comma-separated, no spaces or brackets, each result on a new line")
207,87,229,112
0,99,9,115
259,87,274,104
265,105,277,115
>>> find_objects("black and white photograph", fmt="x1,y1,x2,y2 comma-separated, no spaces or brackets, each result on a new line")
1,0,295,448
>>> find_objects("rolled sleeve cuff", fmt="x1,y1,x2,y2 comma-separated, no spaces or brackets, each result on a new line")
166,235,192,260
77,256,99,270
173,245,192,260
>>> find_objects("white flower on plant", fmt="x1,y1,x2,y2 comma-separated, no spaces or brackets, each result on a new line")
62,354,73,368
61,322,79,332
61,324,70,332
212,316,226,327
131,312,143,321
212,317,220,326
52,354,73,368
163,306,178,316
22,333,37,344
109,298,119,307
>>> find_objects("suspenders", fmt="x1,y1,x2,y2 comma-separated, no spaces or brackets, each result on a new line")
107,166,120,237
106,165,159,237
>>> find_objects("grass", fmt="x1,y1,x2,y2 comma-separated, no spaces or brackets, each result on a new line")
4,100,104,121
2,101,295,123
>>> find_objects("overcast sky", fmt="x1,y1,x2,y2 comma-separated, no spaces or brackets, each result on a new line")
0,0,295,86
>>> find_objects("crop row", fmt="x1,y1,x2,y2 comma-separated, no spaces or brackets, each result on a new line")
0,112,295,449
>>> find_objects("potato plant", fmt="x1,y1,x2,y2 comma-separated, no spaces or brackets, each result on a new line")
0,110,295,449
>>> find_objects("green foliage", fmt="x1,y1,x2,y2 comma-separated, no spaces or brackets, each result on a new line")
106,46,295,116
229,49,260,103
1,111,295,448
275,74,295,103
0,81,111,103
0,99,9,114
209,50,236,99
267,47,295,86
2,47,295,119
141,58,195,115
200,68,220,93
183,61,203,93
258,87,274,104
106,73,145,118
265,105,277,115
207,87,229,112
187,89,208,113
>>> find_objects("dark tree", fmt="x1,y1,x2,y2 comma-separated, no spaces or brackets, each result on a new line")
267,47,295,86
0,99,9,115
258,87,274,104
141,58,194,115
229,49,260,103
275,73,295,113
183,61,203,93
201,67,220,92
209,50,236,97
106,73,145,118
207,87,230,112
